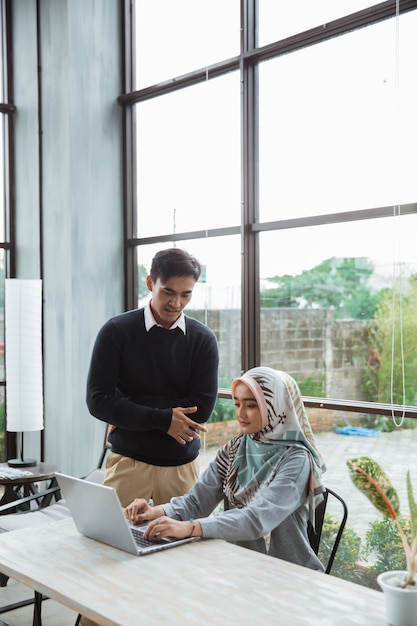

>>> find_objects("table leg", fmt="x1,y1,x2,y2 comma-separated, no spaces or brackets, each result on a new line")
33,591,43,626
24,479,60,509
0,486,25,514
0,574,9,587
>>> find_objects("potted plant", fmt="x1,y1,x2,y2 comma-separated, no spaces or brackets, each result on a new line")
346,456,417,626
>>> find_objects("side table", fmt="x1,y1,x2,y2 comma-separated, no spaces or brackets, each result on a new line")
0,462,61,515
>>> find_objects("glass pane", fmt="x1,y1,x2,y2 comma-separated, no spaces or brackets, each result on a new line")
0,115,6,241
0,6,3,102
201,401,417,589
136,235,241,387
258,13,417,221
0,248,4,381
303,410,417,587
0,4,6,462
135,0,240,89
259,213,417,404
136,73,240,237
0,248,4,462
258,1,380,46
0,385,4,462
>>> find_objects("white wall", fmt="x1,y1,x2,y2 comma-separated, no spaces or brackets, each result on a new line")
12,0,124,475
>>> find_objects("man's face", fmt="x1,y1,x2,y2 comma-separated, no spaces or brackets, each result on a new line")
146,275,196,329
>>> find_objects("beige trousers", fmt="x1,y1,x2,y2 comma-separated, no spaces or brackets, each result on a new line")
78,617,102,626
103,452,200,507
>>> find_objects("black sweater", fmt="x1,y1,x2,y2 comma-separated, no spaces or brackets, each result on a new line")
86,308,219,466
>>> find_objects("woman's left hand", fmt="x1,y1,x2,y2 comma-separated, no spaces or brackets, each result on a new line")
144,517,201,541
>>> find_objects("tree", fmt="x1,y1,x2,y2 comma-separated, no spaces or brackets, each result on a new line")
138,264,149,301
261,257,378,319
364,274,417,405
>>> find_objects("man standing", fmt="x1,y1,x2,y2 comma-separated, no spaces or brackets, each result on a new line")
86,248,219,506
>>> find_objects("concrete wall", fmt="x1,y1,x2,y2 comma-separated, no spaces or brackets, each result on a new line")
190,308,368,401
12,0,123,475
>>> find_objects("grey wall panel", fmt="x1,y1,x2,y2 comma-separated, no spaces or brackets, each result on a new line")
13,0,41,279
12,0,43,461
12,0,124,475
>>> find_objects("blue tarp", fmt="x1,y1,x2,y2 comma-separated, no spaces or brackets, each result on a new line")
334,412,380,437
335,425,380,437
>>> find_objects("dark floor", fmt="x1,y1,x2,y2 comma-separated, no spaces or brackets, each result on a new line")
0,578,77,625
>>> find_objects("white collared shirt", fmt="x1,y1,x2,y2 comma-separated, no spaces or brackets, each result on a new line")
144,302,186,334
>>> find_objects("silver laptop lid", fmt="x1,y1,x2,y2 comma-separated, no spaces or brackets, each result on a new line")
55,472,198,556
56,472,141,554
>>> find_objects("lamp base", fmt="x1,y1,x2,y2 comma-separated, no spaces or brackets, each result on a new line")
8,458,38,468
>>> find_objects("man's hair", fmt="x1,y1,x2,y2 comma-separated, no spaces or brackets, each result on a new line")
150,248,201,283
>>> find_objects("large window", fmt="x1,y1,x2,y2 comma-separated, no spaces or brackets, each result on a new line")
121,2,417,583
122,0,417,418
134,0,239,90
136,74,241,238
258,16,416,220
136,236,241,391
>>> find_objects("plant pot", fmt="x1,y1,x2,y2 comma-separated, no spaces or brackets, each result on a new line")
377,570,417,626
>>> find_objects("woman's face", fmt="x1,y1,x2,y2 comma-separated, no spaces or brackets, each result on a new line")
233,381,263,435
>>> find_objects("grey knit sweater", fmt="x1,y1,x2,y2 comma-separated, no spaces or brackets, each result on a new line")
163,446,324,571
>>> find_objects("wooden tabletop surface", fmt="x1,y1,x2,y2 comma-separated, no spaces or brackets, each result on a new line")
0,518,387,625
0,463,60,484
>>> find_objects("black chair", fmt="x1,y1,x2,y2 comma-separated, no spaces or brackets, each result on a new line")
307,487,348,575
223,485,347,575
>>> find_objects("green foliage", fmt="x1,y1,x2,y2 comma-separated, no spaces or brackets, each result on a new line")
367,415,417,434
346,456,401,518
321,514,413,589
319,515,363,583
366,274,417,405
138,264,149,301
297,375,325,397
361,324,381,403
347,456,417,584
364,517,410,577
209,397,235,423
408,471,417,540
261,257,378,320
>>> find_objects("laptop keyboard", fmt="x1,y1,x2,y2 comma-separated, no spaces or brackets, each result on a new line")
131,527,157,548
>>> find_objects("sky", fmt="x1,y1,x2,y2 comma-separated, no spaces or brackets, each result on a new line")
134,3,416,307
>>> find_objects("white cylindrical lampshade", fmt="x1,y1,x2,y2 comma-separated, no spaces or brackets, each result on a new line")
5,279,44,432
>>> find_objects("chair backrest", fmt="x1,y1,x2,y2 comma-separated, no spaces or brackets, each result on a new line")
307,487,348,574
224,486,347,575
96,424,112,469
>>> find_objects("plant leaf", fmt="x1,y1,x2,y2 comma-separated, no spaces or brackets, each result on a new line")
407,471,417,540
346,456,400,519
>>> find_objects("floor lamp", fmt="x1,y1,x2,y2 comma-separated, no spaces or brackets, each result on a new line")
5,279,44,467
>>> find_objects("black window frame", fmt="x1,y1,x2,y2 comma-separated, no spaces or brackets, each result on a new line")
0,0,17,461
120,0,417,420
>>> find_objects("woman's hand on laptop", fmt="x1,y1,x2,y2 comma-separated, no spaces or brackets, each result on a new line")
124,499,165,525
144,517,202,541
125,499,202,541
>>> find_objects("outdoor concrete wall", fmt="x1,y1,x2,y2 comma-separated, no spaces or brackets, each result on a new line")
190,308,368,401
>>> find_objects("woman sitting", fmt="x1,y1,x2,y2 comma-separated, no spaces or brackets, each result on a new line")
125,366,326,571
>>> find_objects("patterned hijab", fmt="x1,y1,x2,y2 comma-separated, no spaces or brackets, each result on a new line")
216,367,326,522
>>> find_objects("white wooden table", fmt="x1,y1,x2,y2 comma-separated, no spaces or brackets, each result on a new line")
0,518,387,625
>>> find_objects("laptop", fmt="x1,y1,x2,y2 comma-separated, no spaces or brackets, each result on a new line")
55,472,198,556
